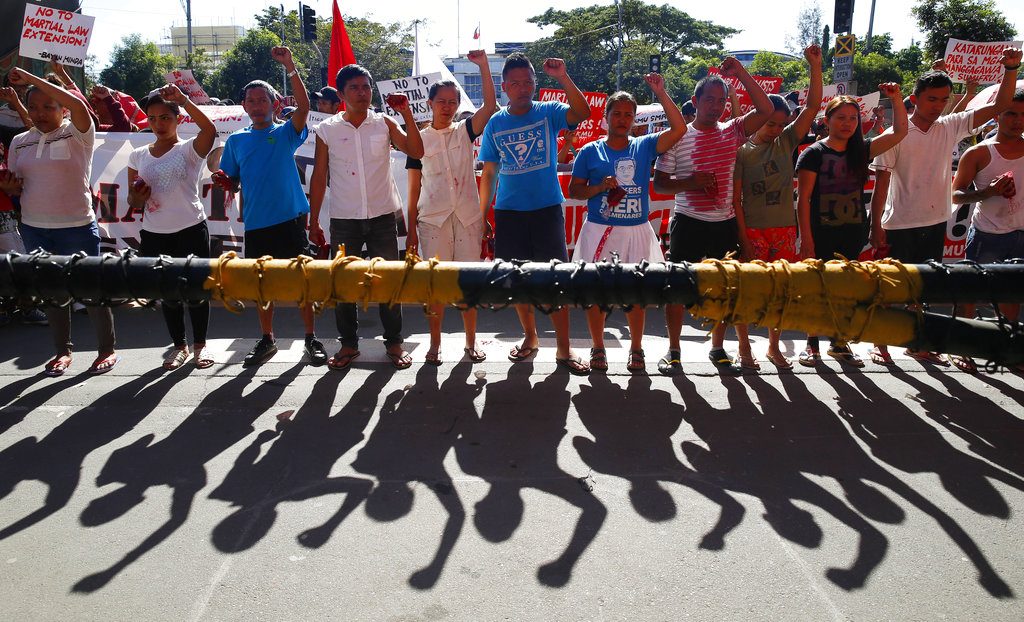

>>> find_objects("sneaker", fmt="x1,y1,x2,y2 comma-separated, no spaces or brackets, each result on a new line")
305,337,328,366
19,308,48,326
243,337,278,367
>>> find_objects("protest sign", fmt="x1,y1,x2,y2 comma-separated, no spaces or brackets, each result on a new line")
538,89,608,144
20,4,95,67
165,69,212,104
965,79,1024,111
377,72,441,123
706,67,782,120
943,38,1022,84
634,104,666,127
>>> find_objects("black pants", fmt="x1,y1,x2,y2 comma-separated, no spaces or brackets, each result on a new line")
140,221,212,346
330,213,403,348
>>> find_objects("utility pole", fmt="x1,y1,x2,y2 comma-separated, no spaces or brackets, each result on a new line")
614,0,623,91
281,4,288,97
865,0,877,53
185,0,193,63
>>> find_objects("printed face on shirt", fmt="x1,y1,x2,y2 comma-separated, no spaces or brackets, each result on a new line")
614,157,636,186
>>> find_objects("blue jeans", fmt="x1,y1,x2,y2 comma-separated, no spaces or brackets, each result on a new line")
18,221,115,354
330,213,403,348
965,227,1024,263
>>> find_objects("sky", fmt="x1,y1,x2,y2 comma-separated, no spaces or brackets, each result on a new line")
79,0,1022,73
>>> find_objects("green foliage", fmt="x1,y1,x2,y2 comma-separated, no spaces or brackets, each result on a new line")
787,3,823,55
184,48,215,89
912,0,1018,60
895,43,927,73
207,29,283,101
97,34,177,100
330,16,414,86
860,33,894,56
522,0,737,103
852,52,903,95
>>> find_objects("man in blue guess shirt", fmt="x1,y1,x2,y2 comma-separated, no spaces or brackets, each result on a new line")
478,53,592,375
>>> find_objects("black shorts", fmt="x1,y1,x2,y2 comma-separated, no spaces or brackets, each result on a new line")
245,216,310,259
886,222,946,263
811,223,868,260
139,220,211,259
494,205,568,262
667,213,738,263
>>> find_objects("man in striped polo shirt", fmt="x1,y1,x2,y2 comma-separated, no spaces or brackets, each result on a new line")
653,57,773,375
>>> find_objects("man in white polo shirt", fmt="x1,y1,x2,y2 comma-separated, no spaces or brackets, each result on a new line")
868,47,1021,366
309,64,424,370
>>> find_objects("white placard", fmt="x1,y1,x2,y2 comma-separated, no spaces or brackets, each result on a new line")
19,4,95,67
165,69,212,105
943,38,1022,84
376,72,442,123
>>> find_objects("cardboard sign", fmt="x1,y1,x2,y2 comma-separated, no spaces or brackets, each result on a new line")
943,38,1022,84
20,4,95,67
377,72,442,123
538,89,608,145
633,104,666,127
165,69,211,105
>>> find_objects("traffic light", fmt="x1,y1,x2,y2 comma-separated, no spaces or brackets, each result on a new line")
649,55,661,74
301,4,317,42
833,0,854,34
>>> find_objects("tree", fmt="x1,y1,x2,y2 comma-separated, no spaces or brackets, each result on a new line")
98,34,178,100
749,51,810,91
861,33,894,56
912,0,1018,61
787,3,823,55
208,29,284,101
332,16,414,86
184,48,215,89
522,0,737,102
852,52,903,95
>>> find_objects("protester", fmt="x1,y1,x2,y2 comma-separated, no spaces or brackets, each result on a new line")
567,73,686,372
0,67,117,376
127,84,217,369
949,88,1024,366
0,86,32,129
868,47,1022,367
733,45,823,371
308,63,423,370
652,56,774,376
681,101,696,125
795,85,908,367
212,46,328,368
404,50,496,365
477,53,593,375
314,86,342,115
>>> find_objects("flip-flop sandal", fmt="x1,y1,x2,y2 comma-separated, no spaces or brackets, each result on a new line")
163,348,190,370
657,350,683,376
738,354,761,372
828,346,865,368
946,354,977,373
905,349,950,366
627,349,646,372
708,347,735,368
386,350,413,370
868,347,895,366
463,347,487,362
44,355,72,377
508,344,539,362
193,347,215,369
555,356,591,376
798,349,821,367
589,347,608,371
424,350,442,366
327,350,360,370
765,351,793,370
89,353,119,375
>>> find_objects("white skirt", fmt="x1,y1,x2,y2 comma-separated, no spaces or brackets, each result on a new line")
571,218,665,263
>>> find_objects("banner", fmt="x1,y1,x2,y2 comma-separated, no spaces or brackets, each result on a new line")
965,79,1024,111
634,104,666,127
376,73,442,124
706,67,782,119
799,85,879,118
943,38,1023,85
538,89,608,145
20,4,95,67
165,69,212,105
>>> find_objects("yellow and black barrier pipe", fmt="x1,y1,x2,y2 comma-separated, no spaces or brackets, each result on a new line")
2,251,1022,365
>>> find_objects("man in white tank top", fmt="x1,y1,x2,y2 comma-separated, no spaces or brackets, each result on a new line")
950,89,1024,370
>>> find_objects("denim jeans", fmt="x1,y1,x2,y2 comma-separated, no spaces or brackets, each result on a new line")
330,213,403,348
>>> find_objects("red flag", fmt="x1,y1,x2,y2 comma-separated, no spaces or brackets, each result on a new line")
328,0,357,91
473,23,480,40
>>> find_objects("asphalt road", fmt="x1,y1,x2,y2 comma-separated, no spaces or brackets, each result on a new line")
0,304,1022,621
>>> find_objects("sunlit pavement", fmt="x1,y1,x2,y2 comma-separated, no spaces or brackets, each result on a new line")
1,305,1022,620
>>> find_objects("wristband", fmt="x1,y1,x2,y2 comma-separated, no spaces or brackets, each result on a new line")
1006,64,1021,71
287,69,298,78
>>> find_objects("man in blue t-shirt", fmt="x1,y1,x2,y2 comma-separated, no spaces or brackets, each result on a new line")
212,46,327,368
478,52,592,375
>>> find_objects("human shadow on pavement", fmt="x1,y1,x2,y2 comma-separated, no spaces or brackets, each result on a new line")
908,370,1024,480
71,364,305,593
571,373,744,549
819,370,1015,597
456,363,607,587
0,371,176,542
674,372,890,592
351,362,484,589
0,374,80,437
204,367,386,558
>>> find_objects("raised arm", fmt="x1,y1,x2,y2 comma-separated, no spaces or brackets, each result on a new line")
792,46,823,138
869,83,908,158
8,67,91,133
0,86,31,129
384,94,424,159
159,84,216,157
468,50,497,136
543,58,590,126
970,47,1022,129
647,73,686,154
721,56,772,136
271,46,309,134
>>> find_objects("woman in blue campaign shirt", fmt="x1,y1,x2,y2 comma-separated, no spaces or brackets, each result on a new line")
568,74,686,372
